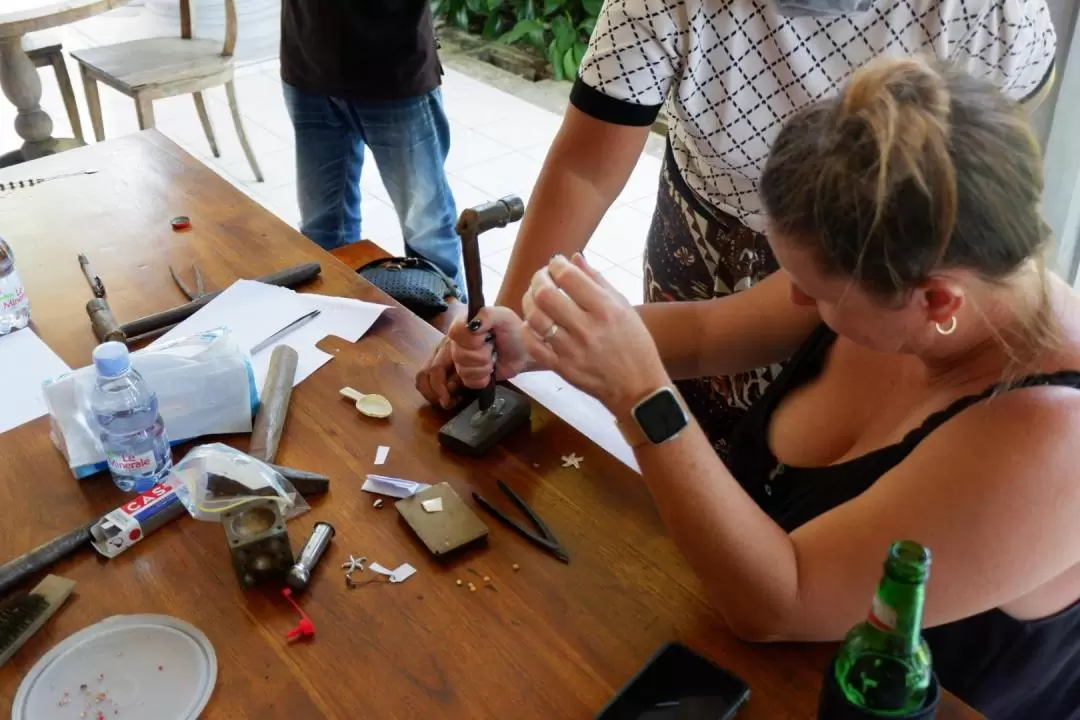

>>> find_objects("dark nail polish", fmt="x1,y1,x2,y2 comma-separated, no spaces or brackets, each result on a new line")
468,319,482,332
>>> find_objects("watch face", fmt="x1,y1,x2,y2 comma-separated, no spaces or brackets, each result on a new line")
634,389,689,444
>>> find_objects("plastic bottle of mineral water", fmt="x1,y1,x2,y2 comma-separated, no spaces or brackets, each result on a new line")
0,235,31,335
91,342,173,492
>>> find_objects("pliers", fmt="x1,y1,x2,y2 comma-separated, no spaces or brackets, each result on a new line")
473,480,570,563
169,263,206,300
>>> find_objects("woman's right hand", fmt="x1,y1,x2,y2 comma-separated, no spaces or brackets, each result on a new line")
415,306,531,408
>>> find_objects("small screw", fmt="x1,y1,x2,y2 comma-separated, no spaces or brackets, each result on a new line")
456,579,463,586
483,576,490,582
373,499,384,509
512,564,520,571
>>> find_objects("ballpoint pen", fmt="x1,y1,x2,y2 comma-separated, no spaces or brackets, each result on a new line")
250,309,321,355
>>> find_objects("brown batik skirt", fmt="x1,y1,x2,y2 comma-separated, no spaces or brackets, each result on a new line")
641,145,784,461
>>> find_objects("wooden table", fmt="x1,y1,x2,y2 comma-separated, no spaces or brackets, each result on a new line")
0,132,981,719
0,0,128,166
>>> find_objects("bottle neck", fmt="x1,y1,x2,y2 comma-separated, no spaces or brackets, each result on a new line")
868,574,925,654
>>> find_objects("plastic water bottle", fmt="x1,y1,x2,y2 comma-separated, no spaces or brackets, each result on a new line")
91,342,173,492
0,235,31,335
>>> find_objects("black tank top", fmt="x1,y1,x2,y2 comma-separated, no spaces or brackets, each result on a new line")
727,324,1080,719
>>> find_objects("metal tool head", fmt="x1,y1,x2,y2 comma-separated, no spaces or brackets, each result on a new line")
473,479,570,563
78,253,106,298
169,264,206,301
438,385,531,457
222,498,294,589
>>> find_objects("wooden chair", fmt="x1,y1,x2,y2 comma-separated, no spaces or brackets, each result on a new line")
23,32,83,144
69,0,263,181
330,240,393,272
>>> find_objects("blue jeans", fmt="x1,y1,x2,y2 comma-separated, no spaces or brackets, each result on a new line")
283,83,462,286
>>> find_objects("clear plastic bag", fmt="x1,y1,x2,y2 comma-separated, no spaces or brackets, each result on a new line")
172,443,310,522
44,327,256,478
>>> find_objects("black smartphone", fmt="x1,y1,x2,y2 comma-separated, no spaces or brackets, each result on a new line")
596,642,751,720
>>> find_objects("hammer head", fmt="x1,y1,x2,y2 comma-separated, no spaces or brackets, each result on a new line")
438,385,531,457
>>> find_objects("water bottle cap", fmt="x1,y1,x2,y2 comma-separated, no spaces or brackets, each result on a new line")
92,341,130,377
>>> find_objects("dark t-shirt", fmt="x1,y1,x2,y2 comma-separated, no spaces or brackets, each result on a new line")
280,0,442,101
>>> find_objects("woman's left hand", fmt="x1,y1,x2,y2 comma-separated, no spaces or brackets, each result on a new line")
522,254,670,417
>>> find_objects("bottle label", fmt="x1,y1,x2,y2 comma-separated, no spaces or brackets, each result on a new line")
107,450,157,477
0,283,26,311
868,592,898,632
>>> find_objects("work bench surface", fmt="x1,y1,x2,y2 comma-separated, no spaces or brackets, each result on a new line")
0,131,982,719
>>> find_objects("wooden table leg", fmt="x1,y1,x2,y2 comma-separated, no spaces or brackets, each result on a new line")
0,34,81,166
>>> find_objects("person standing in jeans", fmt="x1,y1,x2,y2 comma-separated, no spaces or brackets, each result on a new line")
279,0,463,286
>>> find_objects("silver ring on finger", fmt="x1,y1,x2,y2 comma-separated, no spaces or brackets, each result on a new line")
543,324,560,344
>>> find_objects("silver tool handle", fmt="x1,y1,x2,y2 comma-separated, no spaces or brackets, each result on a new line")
285,521,335,592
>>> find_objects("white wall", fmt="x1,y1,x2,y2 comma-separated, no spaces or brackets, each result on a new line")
1041,0,1080,282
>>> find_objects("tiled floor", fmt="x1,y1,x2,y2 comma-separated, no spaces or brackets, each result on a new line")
0,8,659,305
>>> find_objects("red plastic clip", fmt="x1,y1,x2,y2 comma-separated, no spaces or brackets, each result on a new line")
282,588,315,642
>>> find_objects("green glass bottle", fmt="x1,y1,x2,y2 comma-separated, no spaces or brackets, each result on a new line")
834,541,933,715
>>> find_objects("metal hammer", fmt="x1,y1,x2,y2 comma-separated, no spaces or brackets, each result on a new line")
437,196,532,457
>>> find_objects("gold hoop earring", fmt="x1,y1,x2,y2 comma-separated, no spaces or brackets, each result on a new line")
935,317,957,336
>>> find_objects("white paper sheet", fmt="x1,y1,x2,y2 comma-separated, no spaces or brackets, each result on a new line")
511,371,640,473
369,562,393,576
389,563,417,583
0,328,71,435
374,445,390,465
150,280,387,392
369,562,416,583
361,474,430,499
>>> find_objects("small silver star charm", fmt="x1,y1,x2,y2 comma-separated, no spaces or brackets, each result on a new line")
341,555,366,574
561,453,584,469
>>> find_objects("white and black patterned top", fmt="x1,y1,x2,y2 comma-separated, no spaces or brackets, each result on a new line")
572,0,1057,232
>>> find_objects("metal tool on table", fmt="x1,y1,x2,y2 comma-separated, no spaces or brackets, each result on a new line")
0,523,93,597
84,262,323,345
0,465,330,595
250,310,320,356
438,196,531,457
473,480,569,563
78,254,106,299
0,575,76,667
169,263,206,301
222,497,294,590
225,342,301,588
79,252,125,343
286,521,335,592
396,483,490,557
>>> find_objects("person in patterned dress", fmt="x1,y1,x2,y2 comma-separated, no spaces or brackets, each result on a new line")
418,0,1056,459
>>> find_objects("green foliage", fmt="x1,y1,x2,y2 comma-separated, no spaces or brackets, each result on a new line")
431,0,602,80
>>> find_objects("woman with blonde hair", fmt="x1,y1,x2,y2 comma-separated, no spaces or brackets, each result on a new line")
431,57,1080,718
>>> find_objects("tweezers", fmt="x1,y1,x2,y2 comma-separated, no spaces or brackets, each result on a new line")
473,480,570,563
